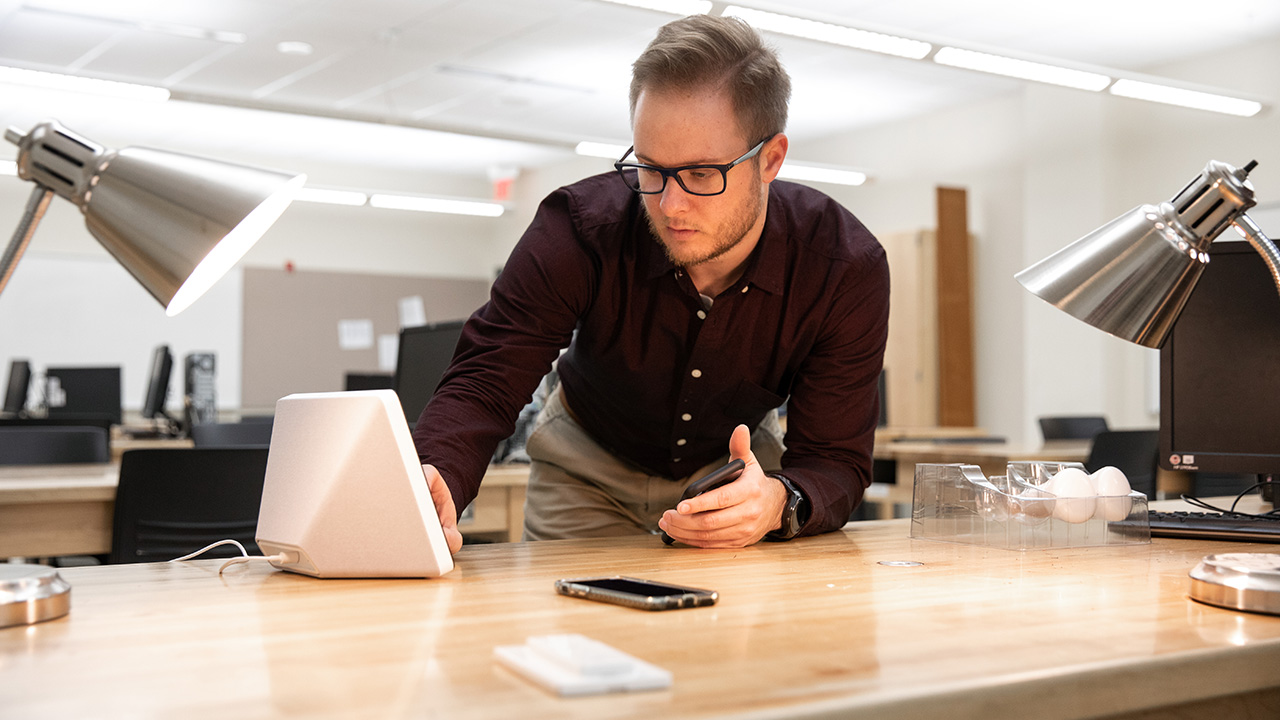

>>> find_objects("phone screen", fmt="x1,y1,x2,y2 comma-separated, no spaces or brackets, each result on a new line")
576,578,690,596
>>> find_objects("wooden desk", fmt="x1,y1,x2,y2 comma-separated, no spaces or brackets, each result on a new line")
0,462,531,557
3,522,1278,719
868,440,1091,518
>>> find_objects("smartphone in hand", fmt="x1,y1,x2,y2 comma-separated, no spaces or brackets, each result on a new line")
661,458,746,545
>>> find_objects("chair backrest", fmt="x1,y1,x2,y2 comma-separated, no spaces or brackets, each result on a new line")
0,426,110,465
190,421,273,448
1039,415,1109,441
1084,430,1160,498
110,447,270,564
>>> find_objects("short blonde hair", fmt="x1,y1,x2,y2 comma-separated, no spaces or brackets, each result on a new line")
630,15,790,144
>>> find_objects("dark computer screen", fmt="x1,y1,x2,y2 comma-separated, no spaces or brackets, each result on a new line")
142,345,174,420
45,366,123,425
1160,240,1280,481
3,360,31,415
394,320,466,428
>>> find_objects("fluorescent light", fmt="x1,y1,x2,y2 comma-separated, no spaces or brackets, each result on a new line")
0,65,170,101
722,6,930,60
933,47,1111,91
597,0,712,14
1109,79,1262,118
276,41,314,56
777,163,867,186
575,141,629,159
0,160,15,176
295,187,367,206
369,194,504,217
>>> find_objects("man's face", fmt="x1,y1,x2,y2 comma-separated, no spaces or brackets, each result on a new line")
631,88,767,268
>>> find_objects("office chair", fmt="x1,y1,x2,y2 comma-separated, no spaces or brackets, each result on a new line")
1039,415,1109,442
110,447,269,564
0,426,110,464
1083,430,1159,499
190,421,273,448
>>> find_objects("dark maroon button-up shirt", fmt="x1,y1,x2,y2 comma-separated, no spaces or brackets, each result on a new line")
414,172,889,537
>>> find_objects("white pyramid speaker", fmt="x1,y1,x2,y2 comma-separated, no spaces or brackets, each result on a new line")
256,390,454,578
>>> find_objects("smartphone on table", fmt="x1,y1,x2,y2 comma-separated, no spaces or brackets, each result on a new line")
554,577,718,611
661,458,745,545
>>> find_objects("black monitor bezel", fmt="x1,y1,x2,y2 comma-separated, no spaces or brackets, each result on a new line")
393,320,466,428
1159,240,1280,476
142,345,174,420
3,359,31,415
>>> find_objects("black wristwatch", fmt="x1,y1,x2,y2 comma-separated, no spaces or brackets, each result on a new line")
766,474,810,541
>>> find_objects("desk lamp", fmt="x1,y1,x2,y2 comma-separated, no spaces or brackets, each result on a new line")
1015,160,1280,348
1,119,305,316
1016,160,1280,617
0,120,304,630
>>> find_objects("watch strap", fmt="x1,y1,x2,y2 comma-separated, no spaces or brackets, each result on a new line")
765,473,809,541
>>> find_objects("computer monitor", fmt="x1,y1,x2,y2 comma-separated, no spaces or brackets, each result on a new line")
393,320,465,428
44,366,122,425
345,372,394,391
1160,241,1280,503
142,345,174,420
3,360,30,416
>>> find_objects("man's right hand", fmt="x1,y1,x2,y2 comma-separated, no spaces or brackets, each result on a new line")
421,464,464,555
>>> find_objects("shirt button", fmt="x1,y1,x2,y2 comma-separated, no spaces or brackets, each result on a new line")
741,286,749,293
696,310,707,320
681,413,692,421
676,439,687,446
691,369,702,378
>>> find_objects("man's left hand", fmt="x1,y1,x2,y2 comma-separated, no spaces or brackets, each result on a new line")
658,424,787,548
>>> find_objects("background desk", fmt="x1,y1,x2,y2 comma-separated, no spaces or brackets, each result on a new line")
0,462,531,557
3,521,1279,719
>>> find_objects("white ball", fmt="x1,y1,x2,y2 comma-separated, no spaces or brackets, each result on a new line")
1048,467,1096,524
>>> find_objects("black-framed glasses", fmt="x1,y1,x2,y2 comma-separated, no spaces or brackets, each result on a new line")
614,139,767,196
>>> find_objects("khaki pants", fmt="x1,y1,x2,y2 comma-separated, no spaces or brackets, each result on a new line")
522,387,785,540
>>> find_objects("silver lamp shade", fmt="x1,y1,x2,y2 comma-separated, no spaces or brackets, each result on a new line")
3,120,305,316
1016,160,1280,349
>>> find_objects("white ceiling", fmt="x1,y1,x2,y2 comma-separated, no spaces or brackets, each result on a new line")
2,0,1280,182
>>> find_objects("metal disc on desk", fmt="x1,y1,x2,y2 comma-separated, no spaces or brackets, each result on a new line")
1189,553,1280,616
0,564,71,628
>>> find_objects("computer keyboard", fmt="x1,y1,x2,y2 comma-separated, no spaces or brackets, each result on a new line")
1146,510,1280,543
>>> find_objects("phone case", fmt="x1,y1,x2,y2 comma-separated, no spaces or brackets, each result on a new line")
555,577,718,611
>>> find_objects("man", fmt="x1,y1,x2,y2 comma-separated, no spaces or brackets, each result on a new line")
415,14,889,554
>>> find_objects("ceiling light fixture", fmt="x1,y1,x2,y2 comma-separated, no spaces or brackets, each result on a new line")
276,41,315,56
295,188,367,206
575,141,628,159
596,0,713,15
777,163,867,187
933,47,1111,92
722,6,931,60
1109,79,1262,118
369,194,504,217
0,65,170,102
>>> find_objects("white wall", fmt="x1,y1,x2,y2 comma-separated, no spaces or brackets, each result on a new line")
800,39,1280,443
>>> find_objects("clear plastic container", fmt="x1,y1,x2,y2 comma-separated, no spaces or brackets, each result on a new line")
909,462,1150,550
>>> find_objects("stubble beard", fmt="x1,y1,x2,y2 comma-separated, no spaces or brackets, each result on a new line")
644,182,765,269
